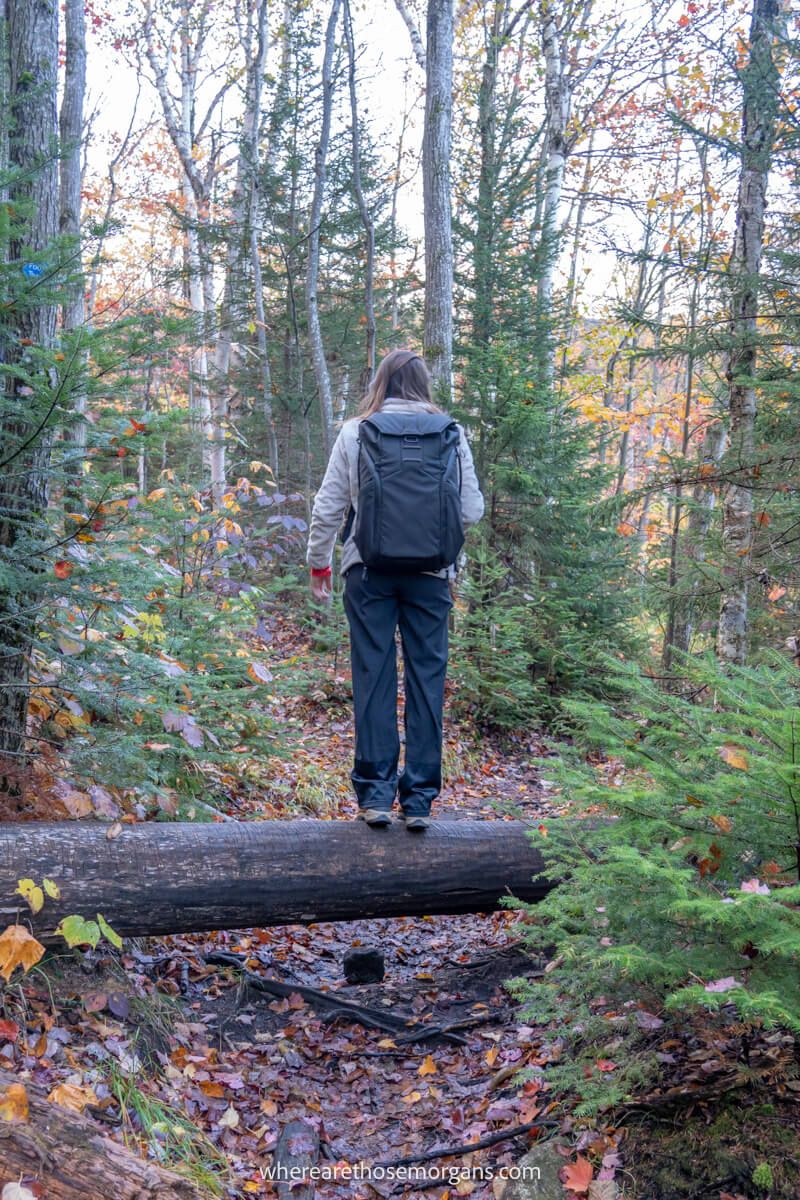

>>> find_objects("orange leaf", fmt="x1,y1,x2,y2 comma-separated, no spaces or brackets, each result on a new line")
719,743,749,771
710,814,732,834
562,1155,593,1194
418,1054,438,1076
0,1081,29,1122
54,560,73,579
0,925,45,981
768,584,786,601
47,1082,98,1113
756,511,771,527
616,521,636,536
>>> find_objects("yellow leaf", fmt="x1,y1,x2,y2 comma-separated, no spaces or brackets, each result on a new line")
147,487,166,502
710,814,732,834
43,878,60,900
15,879,44,915
0,1081,29,1122
0,925,45,981
403,1090,423,1105
47,1082,98,1113
376,1039,397,1049
485,1044,499,1067
720,743,749,771
418,1054,438,1076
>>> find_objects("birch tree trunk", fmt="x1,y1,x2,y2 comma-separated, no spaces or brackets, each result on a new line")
305,0,341,459
214,0,275,491
59,0,87,500
537,0,570,385
422,0,454,400
716,0,784,665
0,0,60,766
343,0,376,388
144,0,216,488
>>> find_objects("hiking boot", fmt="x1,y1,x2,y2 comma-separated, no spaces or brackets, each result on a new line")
357,808,392,828
400,813,430,831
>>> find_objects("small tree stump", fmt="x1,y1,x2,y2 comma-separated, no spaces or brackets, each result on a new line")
343,947,385,984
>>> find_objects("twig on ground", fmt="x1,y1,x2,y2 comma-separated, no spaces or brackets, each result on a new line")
373,1117,561,1168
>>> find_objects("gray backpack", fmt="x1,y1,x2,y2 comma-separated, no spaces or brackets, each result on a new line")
352,410,464,572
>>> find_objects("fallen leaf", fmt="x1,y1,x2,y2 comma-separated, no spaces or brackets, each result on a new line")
219,1105,240,1129
719,743,749,771
47,1082,98,1113
705,976,738,993
562,1155,593,1194
418,1054,438,1076
0,1081,29,1122
0,925,45,981
2,1184,37,1200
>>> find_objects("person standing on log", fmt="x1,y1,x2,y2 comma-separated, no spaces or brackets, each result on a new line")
306,349,484,830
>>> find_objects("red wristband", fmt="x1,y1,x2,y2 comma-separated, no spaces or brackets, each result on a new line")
310,565,332,578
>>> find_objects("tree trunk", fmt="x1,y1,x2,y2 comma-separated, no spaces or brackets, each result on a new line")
422,0,454,400
305,0,341,460
343,0,376,388
716,0,783,665
0,820,551,940
59,0,87,503
0,0,60,769
536,0,570,385
0,1067,201,1200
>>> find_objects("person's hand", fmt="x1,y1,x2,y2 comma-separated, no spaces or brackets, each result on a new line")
310,568,332,603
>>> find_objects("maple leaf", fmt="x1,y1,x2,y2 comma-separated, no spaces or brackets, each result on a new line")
0,925,45,981
0,1081,29,1122
418,1054,438,1076
562,1155,593,1194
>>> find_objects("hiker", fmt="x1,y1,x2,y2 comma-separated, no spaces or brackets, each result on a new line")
306,349,484,830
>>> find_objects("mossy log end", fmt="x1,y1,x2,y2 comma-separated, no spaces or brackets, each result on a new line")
0,1067,202,1199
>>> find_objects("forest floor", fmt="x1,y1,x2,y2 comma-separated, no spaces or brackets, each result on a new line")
4,607,800,1200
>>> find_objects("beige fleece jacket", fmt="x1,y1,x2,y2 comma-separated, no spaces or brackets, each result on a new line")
306,397,485,578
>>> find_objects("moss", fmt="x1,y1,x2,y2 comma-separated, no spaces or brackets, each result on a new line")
622,1091,800,1199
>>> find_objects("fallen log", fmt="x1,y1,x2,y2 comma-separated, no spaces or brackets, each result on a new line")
0,819,551,940
0,1068,202,1200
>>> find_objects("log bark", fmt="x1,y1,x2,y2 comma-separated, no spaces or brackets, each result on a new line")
0,1067,201,1200
0,820,550,940
271,1120,319,1200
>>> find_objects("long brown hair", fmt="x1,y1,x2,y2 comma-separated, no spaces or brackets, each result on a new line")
358,349,438,418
